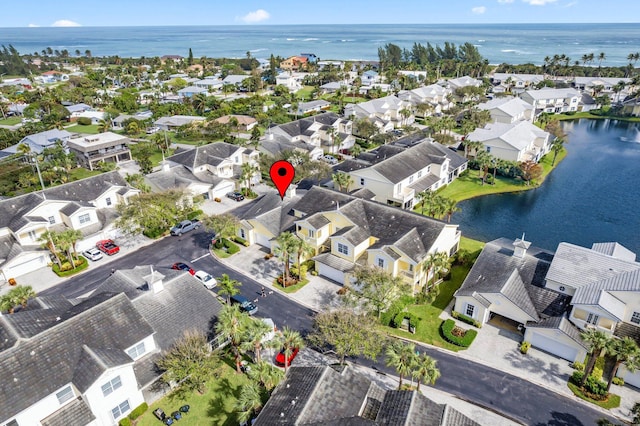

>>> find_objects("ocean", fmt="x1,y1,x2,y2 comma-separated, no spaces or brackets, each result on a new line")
1,23,640,65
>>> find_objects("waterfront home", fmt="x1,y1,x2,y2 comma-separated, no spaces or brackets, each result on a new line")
1,129,72,155
153,115,205,131
237,186,460,289
344,95,414,131
0,265,222,426
477,97,534,124
344,135,467,209
280,55,309,71
67,132,132,170
0,171,139,281
519,88,581,119
622,97,640,117
454,237,640,386
466,121,552,163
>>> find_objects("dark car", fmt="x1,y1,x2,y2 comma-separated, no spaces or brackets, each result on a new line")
226,191,245,202
275,347,300,367
171,262,195,275
96,239,119,255
230,294,258,315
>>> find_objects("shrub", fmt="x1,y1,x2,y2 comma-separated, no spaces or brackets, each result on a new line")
612,377,624,386
393,311,419,333
520,341,531,354
310,270,318,276
143,227,166,239
571,370,584,384
441,319,477,347
233,236,249,247
571,361,585,371
52,257,89,277
451,311,482,328
591,367,603,381
584,374,608,397
224,238,240,254
128,402,148,420
381,295,415,327
187,209,203,220
77,116,92,125
119,418,132,426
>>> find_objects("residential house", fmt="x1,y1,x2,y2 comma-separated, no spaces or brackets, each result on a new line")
280,56,308,71
65,103,93,115
0,265,223,426
319,81,348,94
491,73,545,93
111,112,153,131
275,72,305,92
192,78,222,91
0,171,139,280
255,365,481,426
299,53,318,63
297,100,331,115
443,75,483,98
237,186,460,289
466,121,552,163
519,88,581,118
67,132,132,170
146,142,260,200
266,112,355,155
214,115,258,131
573,76,633,100
398,84,453,114
34,70,69,84
345,95,414,132
477,97,534,124
346,135,467,209
1,129,72,155
398,70,429,81
177,85,209,99
259,133,324,161
622,97,640,117
71,111,107,125
317,60,344,70
361,70,380,86
153,115,205,131
222,75,250,88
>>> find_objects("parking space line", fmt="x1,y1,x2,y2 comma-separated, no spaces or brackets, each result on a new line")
191,253,210,263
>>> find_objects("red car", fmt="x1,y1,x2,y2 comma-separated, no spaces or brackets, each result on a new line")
275,347,300,367
171,262,195,275
96,239,119,255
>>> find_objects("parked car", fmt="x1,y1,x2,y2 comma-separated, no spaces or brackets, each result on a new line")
321,154,338,165
230,294,258,315
82,247,104,261
194,270,217,289
170,219,201,236
226,191,245,202
275,346,300,367
96,239,119,256
171,262,195,275
146,126,160,134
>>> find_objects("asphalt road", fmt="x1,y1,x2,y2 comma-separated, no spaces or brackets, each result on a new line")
42,229,618,426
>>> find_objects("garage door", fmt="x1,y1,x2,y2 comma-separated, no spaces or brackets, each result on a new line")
4,255,48,279
212,182,235,199
529,332,578,362
620,368,640,388
317,262,345,284
255,233,272,250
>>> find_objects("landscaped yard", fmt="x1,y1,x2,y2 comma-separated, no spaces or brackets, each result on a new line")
567,380,621,410
275,278,309,293
0,117,22,126
69,168,103,180
66,124,101,134
134,363,251,426
555,111,640,123
296,86,316,100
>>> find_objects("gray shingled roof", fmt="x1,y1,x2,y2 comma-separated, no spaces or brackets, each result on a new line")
526,315,587,348
40,397,96,426
313,252,356,272
167,142,244,170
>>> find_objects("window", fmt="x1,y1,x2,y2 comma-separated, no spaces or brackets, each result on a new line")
56,386,74,404
78,213,91,224
486,146,491,153
28,230,37,241
408,264,414,272
360,178,365,186
466,304,475,318
377,258,384,268
308,229,315,238
408,175,414,184
111,400,131,420
631,312,640,325
239,229,245,239
417,171,422,178
48,216,55,224
101,376,122,397
337,243,349,255
126,341,146,359
587,313,599,325
426,166,431,174
106,197,112,206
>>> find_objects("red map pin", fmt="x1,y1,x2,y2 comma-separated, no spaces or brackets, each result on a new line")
270,160,295,200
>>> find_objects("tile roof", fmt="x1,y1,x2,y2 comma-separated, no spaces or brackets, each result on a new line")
526,315,587,348
313,252,356,272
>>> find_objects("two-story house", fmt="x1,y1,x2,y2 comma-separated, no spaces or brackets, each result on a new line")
466,121,552,163
275,72,306,92
67,132,132,170
490,73,545,93
0,172,140,281
344,96,414,132
146,142,260,200
1,129,72,156
0,265,223,426
398,84,453,114
280,56,309,71
344,136,467,209
477,97,534,124
237,186,460,291
519,88,581,119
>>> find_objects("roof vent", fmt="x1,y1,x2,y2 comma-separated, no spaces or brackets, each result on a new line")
291,400,296,406
280,412,285,417
55,316,61,321
13,377,17,382
30,350,35,356
286,384,290,388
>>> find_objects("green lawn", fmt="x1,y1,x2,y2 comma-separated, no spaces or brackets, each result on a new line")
555,112,640,123
149,148,176,167
66,124,101,134
295,86,316,100
275,278,310,293
0,117,22,126
459,236,486,256
69,168,102,180
134,363,251,426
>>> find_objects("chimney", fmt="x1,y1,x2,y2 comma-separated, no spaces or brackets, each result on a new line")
143,266,165,294
286,184,297,198
513,233,531,259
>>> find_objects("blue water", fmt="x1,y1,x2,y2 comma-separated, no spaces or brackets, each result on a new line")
452,119,640,254
1,23,639,65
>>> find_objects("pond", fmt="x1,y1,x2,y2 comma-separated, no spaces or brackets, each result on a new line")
452,119,640,254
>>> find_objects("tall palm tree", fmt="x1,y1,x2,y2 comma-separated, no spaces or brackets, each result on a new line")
248,360,284,391
241,318,273,362
235,381,263,424
38,230,63,267
215,304,249,373
606,337,639,391
550,137,565,166
475,150,493,185
97,118,112,133
216,273,241,304
385,341,416,390
274,232,298,287
332,171,353,192
11,286,37,308
417,190,435,216
443,198,460,223
291,236,315,279
412,353,441,391
580,329,611,387
279,327,305,373
597,52,607,74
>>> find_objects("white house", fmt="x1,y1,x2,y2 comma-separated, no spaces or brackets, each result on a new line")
344,96,414,131
153,115,206,131
67,132,132,170
477,97,534,124
466,121,552,163
520,88,581,118
398,84,453,114
491,73,545,92
275,72,306,92
1,129,72,155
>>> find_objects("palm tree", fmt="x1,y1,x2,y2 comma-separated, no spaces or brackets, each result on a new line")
597,52,606,75
332,171,353,192
235,381,263,424
412,353,441,391
11,286,36,308
385,341,416,390
97,118,112,133
63,229,82,260
38,230,63,267
417,190,435,216
464,140,483,159
241,318,273,363
550,137,565,166
475,150,493,185
274,232,298,287
216,273,241,304
606,337,639,391
191,93,207,115
291,236,315,279
215,304,249,373
248,360,284,391
422,251,450,290
240,162,259,191
279,327,305,373
0,293,19,314
443,198,460,223
580,329,611,387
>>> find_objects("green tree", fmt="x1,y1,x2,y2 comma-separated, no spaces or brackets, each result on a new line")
156,330,219,394
416,190,436,216
443,198,460,223
235,381,263,424
353,118,378,142
411,353,441,391
348,264,408,319
291,235,314,279
475,149,493,185
130,141,156,174
277,327,305,372
422,251,450,291
332,171,353,192
385,341,416,390
240,162,259,191
248,360,284,391
202,213,240,242
580,329,611,387
274,232,298,286
550,137,565,166
0,291,20,314
216,273,241,304
309,309,386,365
215,304,250,373
97,118,112,133
38,230,63,267
241,317,273,362
605,337,639,391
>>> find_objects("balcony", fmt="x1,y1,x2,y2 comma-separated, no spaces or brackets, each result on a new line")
87,147,130,160
401,270,414,279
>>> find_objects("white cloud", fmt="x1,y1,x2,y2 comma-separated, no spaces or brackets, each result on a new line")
238,9,270,23
497,0,514,3
27,23,40,28
565,1,577,7
51,19,81,27
472,6,487,14
522,0,557,5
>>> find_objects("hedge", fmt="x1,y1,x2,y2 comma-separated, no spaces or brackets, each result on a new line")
128,402,148,420
232,236,249,247
52,257,88,277
119,418,132,426
187,209,203,220
393,311,419,332
451,310,482,328
381,295,415,327
224,238,240,254
441,319,477,347
77,117,92,125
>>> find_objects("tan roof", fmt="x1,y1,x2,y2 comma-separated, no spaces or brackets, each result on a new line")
214,115,257,126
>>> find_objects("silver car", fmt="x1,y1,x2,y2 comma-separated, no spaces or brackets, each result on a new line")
194,270,217,289
83,247,103,261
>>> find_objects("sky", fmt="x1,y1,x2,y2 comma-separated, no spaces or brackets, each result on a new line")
2,0,639,27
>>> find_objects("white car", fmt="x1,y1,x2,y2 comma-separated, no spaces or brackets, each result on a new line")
194,270,217,289
83,247,103,261
322,155,338,165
